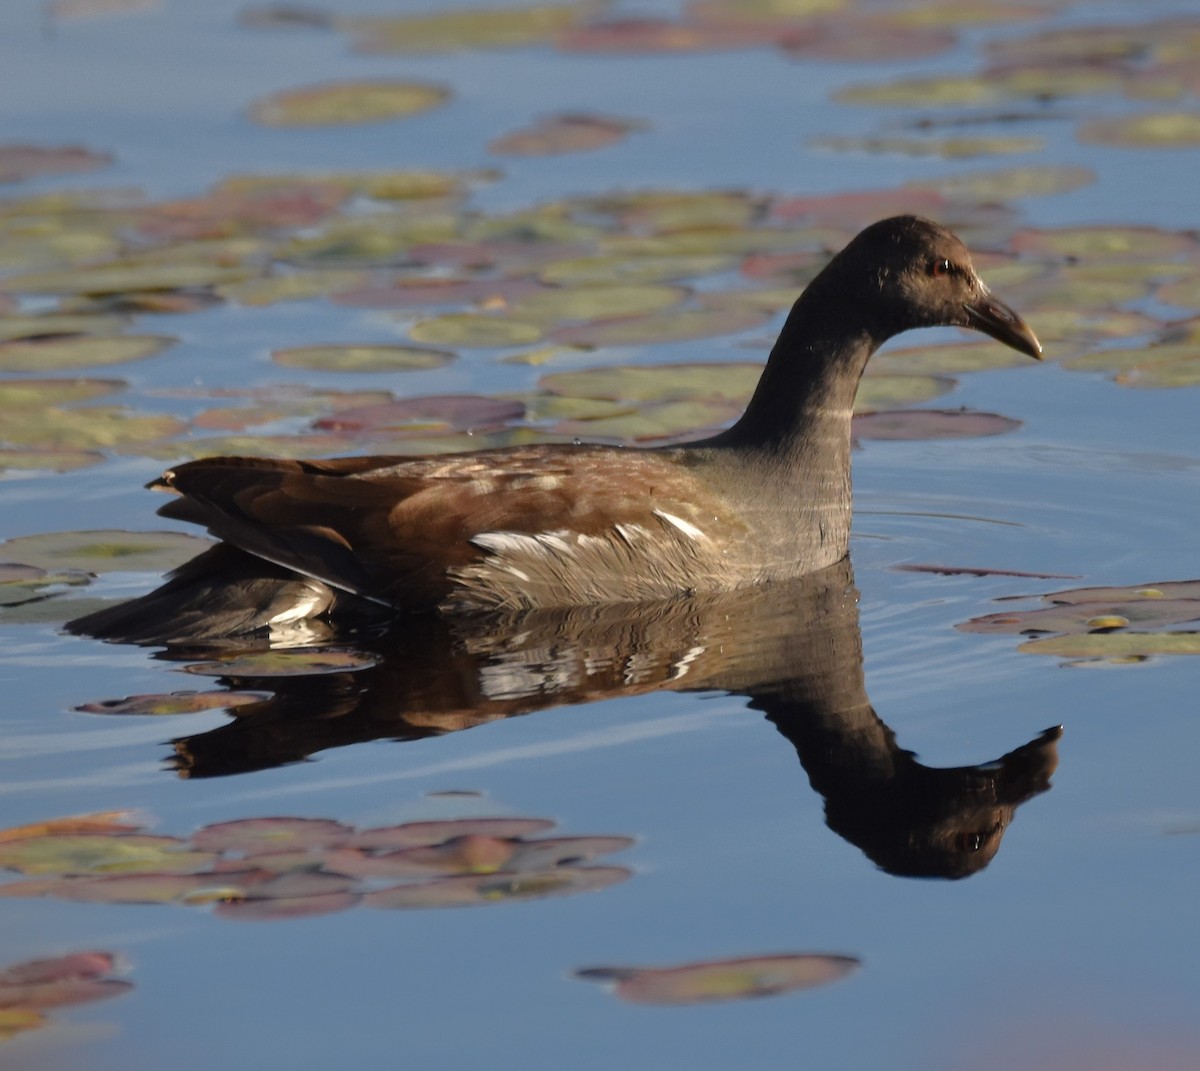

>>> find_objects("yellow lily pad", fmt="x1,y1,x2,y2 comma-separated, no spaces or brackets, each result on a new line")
1080,112,1200,148
539,252,734,285
1,261,256,295
217,270,369,306
341,4,586,54
872,342,1030,376
0,377,125,406
813,134,1044,158
507,283,687,324
0,448,106,473
409,314,545,347
908,165,1095,202
0,833,214,876
1019,633,1200,659
271,344,455,372
540,362,761,403
0,406,185,449
250,80,450,127
0,334,173,371
854,375,956,411
551,305,769,346
0,312,128,341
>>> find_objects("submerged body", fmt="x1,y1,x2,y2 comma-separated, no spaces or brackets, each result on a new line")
70,216,1041,637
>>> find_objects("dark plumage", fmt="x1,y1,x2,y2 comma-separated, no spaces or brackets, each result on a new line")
69,216,1041,639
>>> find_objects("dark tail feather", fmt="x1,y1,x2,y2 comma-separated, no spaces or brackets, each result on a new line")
65,544,346,644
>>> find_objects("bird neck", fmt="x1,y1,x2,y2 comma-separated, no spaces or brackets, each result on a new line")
710,277,883,462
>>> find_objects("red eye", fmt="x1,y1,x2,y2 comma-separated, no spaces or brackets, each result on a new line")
930,258,953,278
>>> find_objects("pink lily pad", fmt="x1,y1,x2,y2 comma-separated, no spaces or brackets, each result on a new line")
190,817,354,855
0,144,113,184
249,81,450,127
364,865,632,908
75,691,264,716
313,396,525,435
345,817,557,850
853,409,1021,440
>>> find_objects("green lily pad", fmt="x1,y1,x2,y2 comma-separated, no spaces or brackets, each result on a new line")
271,344,455,373
907,165,1095,202
1,262,256,295
554,398,742,441
0,595,115,624
854,375,956,411
1063,343,1200,387
837,66,1121,107
853,408,1020,440
872,342,1031,376
76,691,265,716
0,313,129,342
0,564,91,607
540,362,761,403
576,953,859,1005
347,818,557,850
0,377,125,406
0,833,213,876
1018,632,1200,659
539,253,734,285
0,529,212,573
249,80,450,127
1009,225,1196,261
182,649,378,677
1,406,185,449
133,433,355,461
813,134,1043,157
0,335,173,371
409,314,545,347
1080,112,1200,148
341,4,586,54
551,305,769,346
958,599,1200,635
217,270,370,306
508,283,688,324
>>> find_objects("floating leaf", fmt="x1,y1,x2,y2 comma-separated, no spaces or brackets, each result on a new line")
217,270,369,306
1009,225,1196,261
347,818,556,850
489,114,645,156
0,334,173,371
539,253,734,285
0,530,211,573
409,314,545,347
908,165,1095,202
540,362,761,403
364,865,631,908
271,344,455,373
557,18,781,54
872,342,1031,376
854,375,956,411
343,4,586,53
576,953,859,1005
1018,633,1200,658
0,974,131,1010
837,66,1121,107
0,377,125,407
0,564,91,606
1,262,255,295
190,818,353,854
313,396,524,435
508,284,687,324
853,408,1020,440
0,1007,45,1038
551,305,769,346
554,399,741,442
182,649,378,677
332,277,542,310
813,134,1043,157
1011,580,1200,605
0,448,106,473
1080,112,1200,148
212,890,359,920
958,599,1200,635
0,144,112,183
250,81,450,127
0,834,213,876
76,691,264,716
0,813,146,843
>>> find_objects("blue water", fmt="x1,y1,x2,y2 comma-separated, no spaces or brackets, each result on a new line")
2,1,1199,1068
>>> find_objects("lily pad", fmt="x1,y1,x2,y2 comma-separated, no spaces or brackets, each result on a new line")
249,81,450,127
1008,225,1196,261
854,375,956,411
812,134,1043,157
313,395,525,435
0,529,210,573
409,313,545,347
872,342,1031,376
489,114,645,156
0,143,112,183
1,262,256,295
191,818,353,855
508,283,688,324
342,4,586,54
0,448,106,474
551,305,769,346
217,270,370,306
853,408,1021,440
76,691,265,716
271,344,455,373
576,953,859,1005
363,865,631,908
1080,112,1200,148
958,599,1200,635
212,890,359,920
346,818,557,850
0,334,173,371
539,253,734,285
907,165,1095,202
182,649,378,677
539,362,761,403
1018,632,1200,659
0,377,125,406
0,834,213,876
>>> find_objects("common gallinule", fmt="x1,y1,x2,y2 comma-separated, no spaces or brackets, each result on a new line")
72,216,1042,627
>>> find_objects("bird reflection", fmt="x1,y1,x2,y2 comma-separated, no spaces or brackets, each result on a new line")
71,556,1059,880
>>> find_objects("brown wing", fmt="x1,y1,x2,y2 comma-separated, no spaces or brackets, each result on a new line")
153,446,747,611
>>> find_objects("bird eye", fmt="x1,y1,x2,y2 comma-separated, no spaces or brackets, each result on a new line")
929,258,953,278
